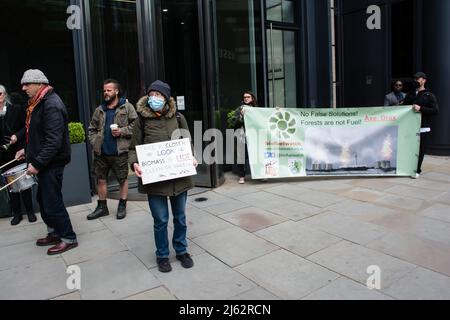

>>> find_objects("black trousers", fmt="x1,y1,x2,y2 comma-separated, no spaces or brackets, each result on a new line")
9,188,33,215
37,166,77,242
417,133,429,174
237,144,249,178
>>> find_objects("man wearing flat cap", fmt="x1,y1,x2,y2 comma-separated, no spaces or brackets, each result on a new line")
15,69,78,255
403,72,439,178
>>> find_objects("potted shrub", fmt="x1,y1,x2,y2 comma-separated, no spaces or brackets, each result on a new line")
62,122,92,206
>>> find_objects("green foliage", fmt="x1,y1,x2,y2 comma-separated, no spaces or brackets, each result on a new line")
68,122,86,144
226,109,239,129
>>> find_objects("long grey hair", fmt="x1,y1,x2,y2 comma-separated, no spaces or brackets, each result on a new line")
0,84,11,105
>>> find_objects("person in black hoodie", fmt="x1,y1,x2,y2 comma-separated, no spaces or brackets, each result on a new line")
0,85,36,225
403,72,439,178
15,69,77,255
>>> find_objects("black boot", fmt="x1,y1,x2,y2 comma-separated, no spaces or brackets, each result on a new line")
22,189,36,223
11,213,23,226
87,200,109,220
116,199,127,220
27,211,37,223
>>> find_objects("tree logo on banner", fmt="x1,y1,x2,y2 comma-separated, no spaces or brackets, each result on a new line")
269,111,297,139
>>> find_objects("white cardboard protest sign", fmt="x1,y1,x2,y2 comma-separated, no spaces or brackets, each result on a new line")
136,138,196,185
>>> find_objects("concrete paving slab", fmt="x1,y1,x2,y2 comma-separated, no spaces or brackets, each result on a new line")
78,251,160,300
291,190,348,208
202,199,250,216
418,204,450,223
421,171,450,183
235,249,339,299
120,231,204,269
325,199,397,223
301,212,388,245
228,286,280,300
294,180,353,193
385,185,444,201
383,267,450,300
308,241,416,288
367,231,450,277
101,210,153,238
51,291,82,300
433,192,450,205
185,208,234,238
220,207,287,232
264,184,311,200
255,221,341,257
0,258,73,300
61,229,127,265
350,178,397,191
68,211,107,235
0,222,46,248
267,202,322,221
193,227,277,267
125,286,176,300
0,240,57,271
339,188,385,202
302,277,393,300
151,253,256,300
234,191,299,210
411,179,450,192
188,191,231,208
375,194,425,211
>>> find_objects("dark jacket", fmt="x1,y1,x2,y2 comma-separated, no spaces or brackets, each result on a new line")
384,91,406,106
228,105,246,129
26,89,71,171
129,96,194,197
403,89,439,128
0,102,27,170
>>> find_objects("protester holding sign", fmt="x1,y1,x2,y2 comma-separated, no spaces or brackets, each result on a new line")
228,91,258,184
403,72,439,178
129,80,196,273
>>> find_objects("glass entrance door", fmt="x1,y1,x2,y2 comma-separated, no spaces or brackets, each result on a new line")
158,0,213,187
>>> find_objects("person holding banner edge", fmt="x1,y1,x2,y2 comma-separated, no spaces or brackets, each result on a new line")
129,80,196,273
228,91,258,184
403,72,439,178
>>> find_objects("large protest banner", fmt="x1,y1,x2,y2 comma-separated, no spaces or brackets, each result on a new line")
136,138,196,185
244,106,420,179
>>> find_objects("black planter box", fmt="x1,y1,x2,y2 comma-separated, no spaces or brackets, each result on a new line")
62,143,92,207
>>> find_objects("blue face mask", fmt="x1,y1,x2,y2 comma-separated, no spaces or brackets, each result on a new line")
148,96,165,111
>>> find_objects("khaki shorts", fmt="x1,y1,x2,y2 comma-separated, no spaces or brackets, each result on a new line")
92,153,129,184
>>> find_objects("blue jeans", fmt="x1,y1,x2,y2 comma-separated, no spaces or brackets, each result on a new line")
147,192,188,258
37,166,77,244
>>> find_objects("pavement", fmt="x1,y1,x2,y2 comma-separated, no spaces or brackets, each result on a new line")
1,155,450,300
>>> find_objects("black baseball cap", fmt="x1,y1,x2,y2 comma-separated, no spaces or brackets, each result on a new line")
413,72,427,79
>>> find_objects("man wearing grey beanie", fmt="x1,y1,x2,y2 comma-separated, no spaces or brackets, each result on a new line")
15,69,78,255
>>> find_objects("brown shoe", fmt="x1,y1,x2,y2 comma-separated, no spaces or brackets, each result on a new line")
47,242,78,255
36,235,61,247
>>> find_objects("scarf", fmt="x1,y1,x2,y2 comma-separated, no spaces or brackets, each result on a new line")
25,85,53,143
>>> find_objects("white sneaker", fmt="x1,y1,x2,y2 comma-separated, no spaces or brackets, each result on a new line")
411,173,420,179
239,177,245,184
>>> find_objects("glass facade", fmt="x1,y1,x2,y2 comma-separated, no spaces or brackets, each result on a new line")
89,0,141,108
0,0,79,121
